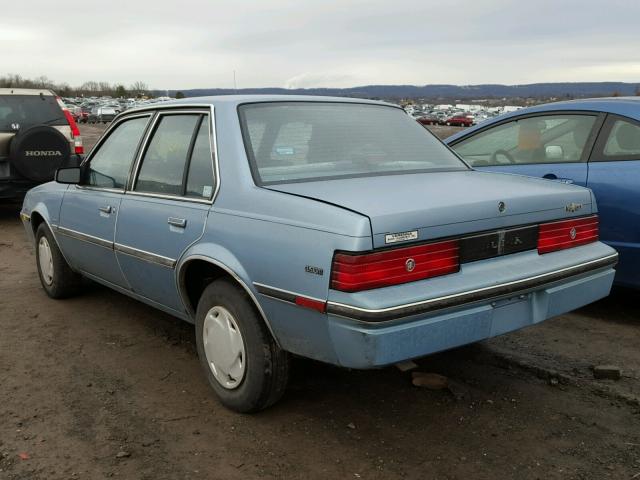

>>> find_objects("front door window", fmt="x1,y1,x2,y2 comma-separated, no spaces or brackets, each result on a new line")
453,114,597,167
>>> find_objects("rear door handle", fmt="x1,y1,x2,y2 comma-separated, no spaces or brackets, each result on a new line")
99,205,112,214
168,217,187,228
543,174,574,184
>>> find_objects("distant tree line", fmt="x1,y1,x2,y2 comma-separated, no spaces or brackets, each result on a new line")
0,73,153,98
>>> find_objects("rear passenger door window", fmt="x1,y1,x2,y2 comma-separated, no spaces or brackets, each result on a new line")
135,114,198,195
134,113,215,199
600,118,640,160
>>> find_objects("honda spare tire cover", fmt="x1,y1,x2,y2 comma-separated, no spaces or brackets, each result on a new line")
9,125,71,182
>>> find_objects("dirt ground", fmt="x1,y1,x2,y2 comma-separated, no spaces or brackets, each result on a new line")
0,123,639,480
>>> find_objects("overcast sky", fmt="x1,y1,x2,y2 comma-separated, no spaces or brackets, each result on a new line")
2,0,639,90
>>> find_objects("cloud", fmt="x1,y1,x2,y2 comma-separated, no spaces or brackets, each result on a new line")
2,0,639,89
284,72,355,89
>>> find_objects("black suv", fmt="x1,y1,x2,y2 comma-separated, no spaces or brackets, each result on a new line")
0,88,84,201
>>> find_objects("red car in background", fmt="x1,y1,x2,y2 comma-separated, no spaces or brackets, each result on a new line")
444,114,474,127
415,114,440,126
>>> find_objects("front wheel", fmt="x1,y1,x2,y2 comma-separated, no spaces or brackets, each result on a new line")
195,279,289,413
35,223,82,298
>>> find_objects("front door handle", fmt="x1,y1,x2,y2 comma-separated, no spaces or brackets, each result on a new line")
168,217,187,228
99,205,112,214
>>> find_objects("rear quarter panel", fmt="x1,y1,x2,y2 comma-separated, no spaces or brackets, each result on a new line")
179,202,372,364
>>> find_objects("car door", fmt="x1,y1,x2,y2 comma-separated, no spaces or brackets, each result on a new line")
587,114,640,287
115,110,216,312
450,112,604,187
57,114,151,287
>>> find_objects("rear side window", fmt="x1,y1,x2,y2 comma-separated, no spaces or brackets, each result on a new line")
135,115,199,195
86,116,149,189
135,113,214,199
601,119,640,159
185,121,215,199
0,95,65,131
453,114,597,167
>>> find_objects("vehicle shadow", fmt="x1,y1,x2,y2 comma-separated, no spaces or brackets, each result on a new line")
0,202,22,220
575,285,639,325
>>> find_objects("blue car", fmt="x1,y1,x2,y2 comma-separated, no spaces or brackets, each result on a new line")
446,97,640,288
20,96,617,412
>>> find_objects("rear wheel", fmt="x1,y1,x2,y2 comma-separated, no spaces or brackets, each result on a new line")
35,223,82,298
195,279,289,413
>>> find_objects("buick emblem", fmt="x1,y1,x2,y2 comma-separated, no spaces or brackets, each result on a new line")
565,202,583,213
498,201,506,213
405,258,416,272
569,227,577,240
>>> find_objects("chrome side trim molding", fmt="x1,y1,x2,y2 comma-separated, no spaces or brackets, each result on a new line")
253,282,326,305
55,226,176,268
327,253,619,322
125,190,212,205
114,243,176,268
56,226,113,250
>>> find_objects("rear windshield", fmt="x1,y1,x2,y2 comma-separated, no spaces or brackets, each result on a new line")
0,95,65,131
238,102,468,184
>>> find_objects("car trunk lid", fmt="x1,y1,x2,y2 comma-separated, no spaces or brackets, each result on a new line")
267,170,594,248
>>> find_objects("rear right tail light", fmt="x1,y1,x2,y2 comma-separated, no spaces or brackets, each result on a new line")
538,215,599,254
331,239,460,292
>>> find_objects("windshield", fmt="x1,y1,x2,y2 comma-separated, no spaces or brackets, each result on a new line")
238,102,468,184
0,95,66,131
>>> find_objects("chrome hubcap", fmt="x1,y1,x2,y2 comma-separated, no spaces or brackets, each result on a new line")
38,236,54,286
203,306,246,389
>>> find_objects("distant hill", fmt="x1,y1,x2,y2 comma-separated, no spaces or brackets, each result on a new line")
155,82,639,100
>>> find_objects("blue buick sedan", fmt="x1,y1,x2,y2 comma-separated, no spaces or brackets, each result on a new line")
21,96,617,412
447,97,640,288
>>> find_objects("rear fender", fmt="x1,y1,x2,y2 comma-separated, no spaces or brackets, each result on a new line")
176,243,280,345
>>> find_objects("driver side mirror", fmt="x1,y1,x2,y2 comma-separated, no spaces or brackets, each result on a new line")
55,166,82,184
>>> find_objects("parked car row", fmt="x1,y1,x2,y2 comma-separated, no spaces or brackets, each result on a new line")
20,95,619,413
417,113,474,127
408,103,522,129
63,95,173,124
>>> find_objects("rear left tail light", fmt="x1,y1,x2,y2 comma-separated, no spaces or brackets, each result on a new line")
58,96,84,154
331,240,460,292
538,215,599,254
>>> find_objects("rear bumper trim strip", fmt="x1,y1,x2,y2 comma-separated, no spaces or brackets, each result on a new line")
326,253,618,322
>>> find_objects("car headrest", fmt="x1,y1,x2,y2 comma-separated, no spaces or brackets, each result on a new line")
615,123,640,151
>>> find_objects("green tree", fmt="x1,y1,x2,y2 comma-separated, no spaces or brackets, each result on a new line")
115,85,127,98
175,91,185,99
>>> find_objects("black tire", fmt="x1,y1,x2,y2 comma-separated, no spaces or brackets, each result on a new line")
195,279,289,413
35,223,82,299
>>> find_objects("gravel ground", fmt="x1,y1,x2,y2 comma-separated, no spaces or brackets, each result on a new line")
0,123,638,480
